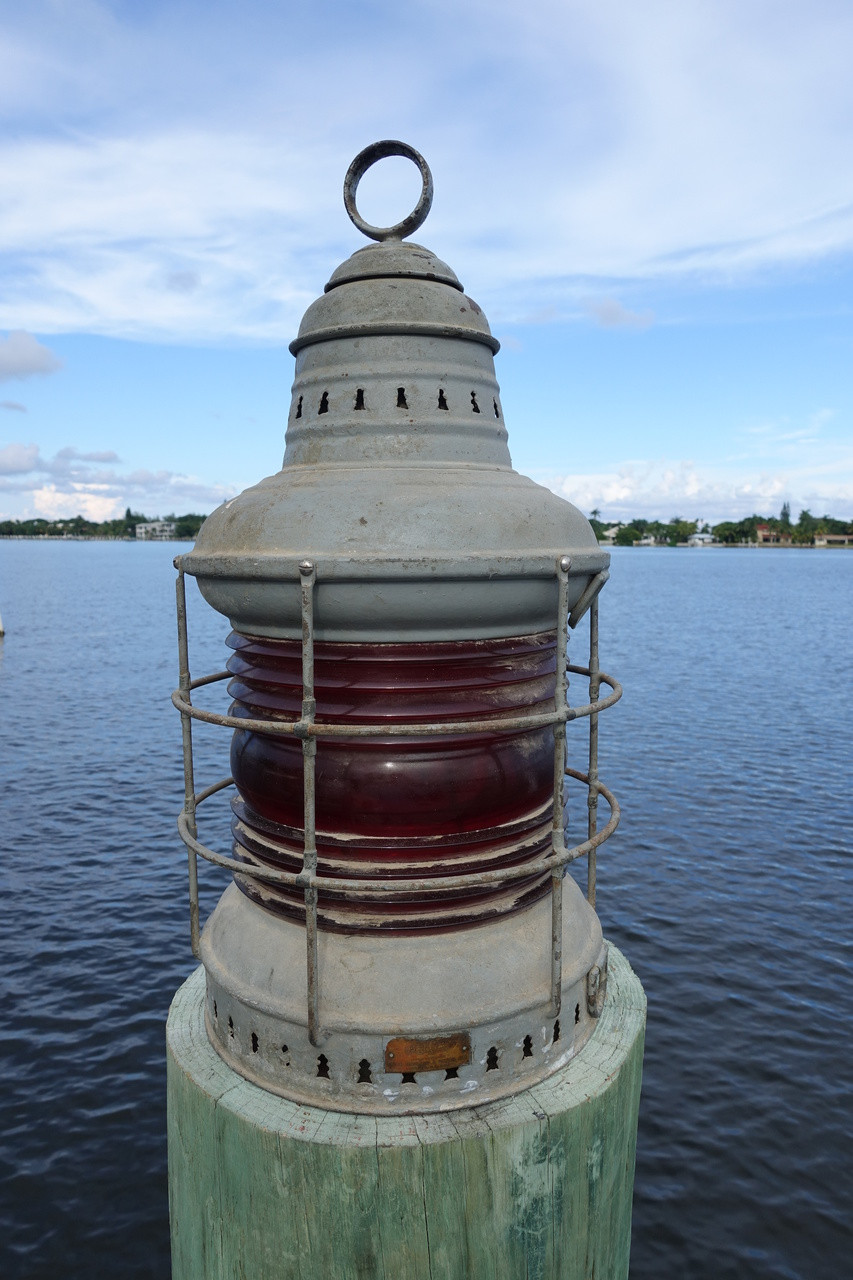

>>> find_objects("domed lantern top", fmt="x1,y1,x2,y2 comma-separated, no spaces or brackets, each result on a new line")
183,140,608,642
172,143,621,1116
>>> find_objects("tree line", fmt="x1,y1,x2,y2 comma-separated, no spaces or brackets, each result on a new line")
588,503,852,546
2,503,850,545
0,509,208,539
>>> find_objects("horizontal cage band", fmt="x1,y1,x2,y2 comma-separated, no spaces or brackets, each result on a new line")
176,767,619,896
171,664,622,736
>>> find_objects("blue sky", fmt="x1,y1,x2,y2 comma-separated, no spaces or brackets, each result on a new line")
1,0,852,524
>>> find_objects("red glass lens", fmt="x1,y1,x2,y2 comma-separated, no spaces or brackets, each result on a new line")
227,631,557,933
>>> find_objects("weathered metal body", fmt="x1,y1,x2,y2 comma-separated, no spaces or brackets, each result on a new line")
173,141,621,1115
186,232,607,642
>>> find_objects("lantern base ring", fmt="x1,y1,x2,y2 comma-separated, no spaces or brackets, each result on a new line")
198,877,609,1114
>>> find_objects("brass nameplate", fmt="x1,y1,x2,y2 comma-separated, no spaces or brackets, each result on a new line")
384,1032,471,1074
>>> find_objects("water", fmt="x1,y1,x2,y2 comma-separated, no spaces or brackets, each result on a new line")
0,541,850,1279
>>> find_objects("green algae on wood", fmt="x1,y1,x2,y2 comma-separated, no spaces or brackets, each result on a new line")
167,945,645,1280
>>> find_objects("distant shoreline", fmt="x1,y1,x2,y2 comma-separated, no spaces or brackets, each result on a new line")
0,535,196,542
602,541,852,550
1,535,849,549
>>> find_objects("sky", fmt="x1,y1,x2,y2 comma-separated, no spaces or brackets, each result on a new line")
1,0,852,526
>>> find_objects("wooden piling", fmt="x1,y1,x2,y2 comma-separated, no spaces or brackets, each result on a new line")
167,945,645,1280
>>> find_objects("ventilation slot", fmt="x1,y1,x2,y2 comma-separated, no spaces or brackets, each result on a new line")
396,387,408,409
486,1046,499,1071
317,1054,330,1079
295,395,302,419
553,1019,561,1044
444,1067,459,1080
438,388,449,410
228,1017,234,1039
470,392,480,413
522,1035,533,1059
354,388,365,410
212,1001,217,1020
318,391,329,414
357,1059,372,1083
575,1003,581,1025
401,1071,417,1084
493,398,500,419
251,1032,259,1054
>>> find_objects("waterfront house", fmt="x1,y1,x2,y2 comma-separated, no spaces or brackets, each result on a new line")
814,533,852,547
136,520,176,540
756,524,792,545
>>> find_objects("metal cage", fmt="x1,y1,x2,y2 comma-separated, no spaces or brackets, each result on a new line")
173,554,622,1045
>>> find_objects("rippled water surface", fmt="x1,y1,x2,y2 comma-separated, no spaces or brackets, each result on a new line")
1,541,851,1279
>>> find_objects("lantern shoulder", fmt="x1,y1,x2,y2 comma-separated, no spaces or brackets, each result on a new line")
191,463,603,564
183,465,608,641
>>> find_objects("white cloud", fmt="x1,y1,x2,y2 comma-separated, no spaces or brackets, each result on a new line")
582,298,654,330
165,270,201,294
544,456,852,524
0,1,851,339
0,443,124,477
728,407,843,467
53,446,121,467
0,442,231,520
30,485,122,523
0,442,40,473
0,331,61,381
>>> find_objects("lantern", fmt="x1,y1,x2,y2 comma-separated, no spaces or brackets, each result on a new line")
173,141,621,1114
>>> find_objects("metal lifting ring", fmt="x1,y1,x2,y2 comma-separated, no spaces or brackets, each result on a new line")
343,140,433,242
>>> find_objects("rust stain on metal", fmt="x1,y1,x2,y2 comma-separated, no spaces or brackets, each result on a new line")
384,1032,471,1074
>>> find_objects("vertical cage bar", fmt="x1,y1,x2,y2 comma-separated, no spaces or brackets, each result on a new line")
587,592,601,907
549,871,563,1019
549,555,571,1016
175,566,200,959
298,561,321,1045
